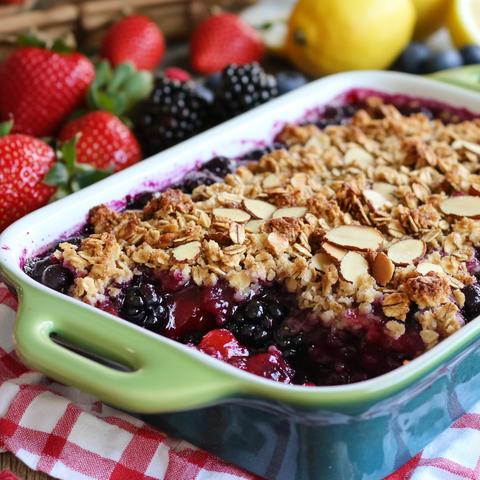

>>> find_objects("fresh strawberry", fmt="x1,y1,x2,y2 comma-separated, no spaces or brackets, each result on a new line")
0,122,57,232
58,111,141,172
0,471,21,480
190,13,265,74
100,14,165,71
163,67,192,82
0,45,95,138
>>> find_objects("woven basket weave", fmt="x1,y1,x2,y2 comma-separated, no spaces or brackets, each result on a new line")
0,0,256,60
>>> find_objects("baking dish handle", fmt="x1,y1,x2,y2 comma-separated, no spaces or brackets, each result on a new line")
13,284,245,413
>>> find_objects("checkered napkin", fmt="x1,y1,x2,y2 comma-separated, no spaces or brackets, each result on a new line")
2,281,480,480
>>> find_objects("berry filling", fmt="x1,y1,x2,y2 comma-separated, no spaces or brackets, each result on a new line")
24,90,480,387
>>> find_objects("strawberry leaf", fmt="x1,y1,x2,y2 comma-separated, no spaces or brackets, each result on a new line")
16,33,47,49
70,167,114,192
44,162,69,186
107,62,135,94
51,38,73,55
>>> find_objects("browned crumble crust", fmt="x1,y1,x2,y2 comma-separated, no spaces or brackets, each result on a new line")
55,97,480,350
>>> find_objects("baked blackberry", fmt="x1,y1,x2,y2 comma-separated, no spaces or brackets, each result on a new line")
225,293,290,353
121,281,168,331
134,76,213,158
213,63,278,121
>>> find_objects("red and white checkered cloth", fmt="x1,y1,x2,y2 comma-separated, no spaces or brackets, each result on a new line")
2,280,480,480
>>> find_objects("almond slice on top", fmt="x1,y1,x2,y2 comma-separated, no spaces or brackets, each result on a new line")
272,206,308,219
439,195,480,219
213,208,251,222
452,139,480,155
322,241,348,262
245,219,265,233
344,147,374,169
339,251,369,287
243,198,277,220
263,173,282,189
172,241,201,262
372,182,396,202
387,238,426,266
324,225,384,251
417,261,444,275
362,189,387,211
468,184,480,197
372,252,395,287
312,252,333,272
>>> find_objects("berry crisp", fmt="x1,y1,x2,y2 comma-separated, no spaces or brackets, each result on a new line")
25,91,480,387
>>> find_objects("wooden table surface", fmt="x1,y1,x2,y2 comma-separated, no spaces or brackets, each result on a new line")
1,452,55,479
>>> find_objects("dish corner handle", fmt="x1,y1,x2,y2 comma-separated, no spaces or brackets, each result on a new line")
13,285,244,413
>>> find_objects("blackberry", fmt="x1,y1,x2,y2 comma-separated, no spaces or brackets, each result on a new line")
225,295,289,352
213,63,278,121
121,281,168,331
135,76,213,158
201,156,237,178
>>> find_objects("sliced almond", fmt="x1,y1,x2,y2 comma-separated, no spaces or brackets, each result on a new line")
213,208,251,223
263,173,282,189
322,242,348,262
324,225,384,251
362,189,387,211
372,252,394,287
387,239,426,266
272,206,308,219
339,251,369,287
305,133,331,150
417,261,444,275
245,219,265,233
469,184,480,197
312,252,334,272
243,198,277,220
439,195,480,219
267,232,289,254
172,241,201,262
372,182,396,202
452,139,480,156
344,147,374,169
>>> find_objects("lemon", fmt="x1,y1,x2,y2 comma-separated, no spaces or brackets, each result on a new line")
285,0,416,78
412,0,452,40
447,0,480,47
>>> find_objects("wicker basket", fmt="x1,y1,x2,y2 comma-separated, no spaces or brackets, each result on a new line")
0,0,257,60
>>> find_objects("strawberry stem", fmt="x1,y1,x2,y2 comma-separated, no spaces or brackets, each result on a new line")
0,120,13,137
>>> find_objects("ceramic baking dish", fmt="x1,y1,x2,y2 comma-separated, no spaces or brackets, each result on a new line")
2,71,480,480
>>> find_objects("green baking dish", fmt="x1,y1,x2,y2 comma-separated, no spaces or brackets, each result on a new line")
2,71,480,480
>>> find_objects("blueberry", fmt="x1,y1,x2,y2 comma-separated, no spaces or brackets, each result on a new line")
422,49,463,74
460,44,480,65
181,170,223,193
194,84,214,103
461,284,480,322
275,71,308,95
205,72,222,92
201,156,237,178
41,264,74,293
51,235,84,252
394,42,432,74
126,191,157,210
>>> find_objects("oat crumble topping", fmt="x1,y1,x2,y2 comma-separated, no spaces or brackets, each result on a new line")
54,97,480,350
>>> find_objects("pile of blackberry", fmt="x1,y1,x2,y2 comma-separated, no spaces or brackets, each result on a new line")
225,291,307,362
134,76,213,158
213,63,278,121
121,279,168,331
